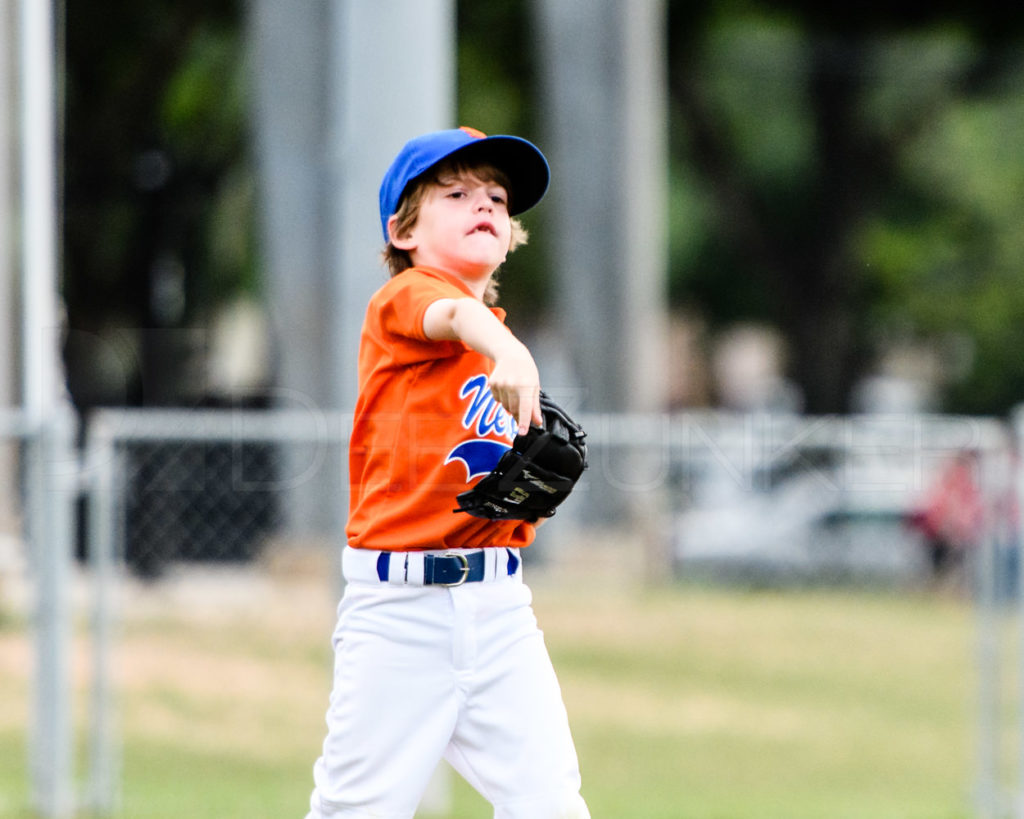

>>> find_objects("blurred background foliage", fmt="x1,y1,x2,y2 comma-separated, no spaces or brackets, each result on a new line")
60,0,1024,414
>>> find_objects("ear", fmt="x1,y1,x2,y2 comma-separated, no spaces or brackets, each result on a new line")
387,215,417,251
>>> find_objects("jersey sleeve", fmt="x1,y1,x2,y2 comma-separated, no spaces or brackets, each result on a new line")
377,270,470,342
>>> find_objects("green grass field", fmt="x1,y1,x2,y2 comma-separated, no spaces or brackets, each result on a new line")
0,561,1001,818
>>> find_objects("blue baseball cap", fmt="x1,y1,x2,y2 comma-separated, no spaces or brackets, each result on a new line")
379,126,550,241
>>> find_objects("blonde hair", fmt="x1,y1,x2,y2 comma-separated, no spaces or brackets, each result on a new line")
382,158,529,306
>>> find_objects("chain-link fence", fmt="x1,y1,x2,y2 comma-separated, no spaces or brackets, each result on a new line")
85,408,349,567
115,432,310,576
80,407,350,815
7,405,1022,816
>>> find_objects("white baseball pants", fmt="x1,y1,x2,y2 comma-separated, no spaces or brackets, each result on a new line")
305,547,590,819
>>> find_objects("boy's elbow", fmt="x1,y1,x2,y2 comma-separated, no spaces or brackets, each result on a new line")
446,298,480,341
423,297,462,341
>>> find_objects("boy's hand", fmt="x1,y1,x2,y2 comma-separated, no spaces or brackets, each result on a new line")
489,344,543,435
423,297,544,435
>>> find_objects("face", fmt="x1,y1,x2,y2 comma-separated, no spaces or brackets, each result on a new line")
389,171,513,291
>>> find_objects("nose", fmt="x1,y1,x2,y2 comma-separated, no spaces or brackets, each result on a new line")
473,189,493,211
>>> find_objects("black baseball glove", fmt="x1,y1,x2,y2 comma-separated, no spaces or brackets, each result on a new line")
454,392,588,522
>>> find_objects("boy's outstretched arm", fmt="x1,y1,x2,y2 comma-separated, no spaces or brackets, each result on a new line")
423,297,543,435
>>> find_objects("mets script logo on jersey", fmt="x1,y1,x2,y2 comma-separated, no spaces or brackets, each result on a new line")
444,374,516,481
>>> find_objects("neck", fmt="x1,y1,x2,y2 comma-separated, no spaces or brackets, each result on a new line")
412,262,492,302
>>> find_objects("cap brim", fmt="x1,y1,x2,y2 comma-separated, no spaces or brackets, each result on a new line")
442,135,550,216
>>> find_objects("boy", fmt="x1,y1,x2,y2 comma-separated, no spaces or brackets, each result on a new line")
305,127,590,818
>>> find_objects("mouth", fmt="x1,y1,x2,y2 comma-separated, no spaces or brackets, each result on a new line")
469,222,497,237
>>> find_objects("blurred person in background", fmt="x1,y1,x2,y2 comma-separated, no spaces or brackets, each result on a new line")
909,450,983,588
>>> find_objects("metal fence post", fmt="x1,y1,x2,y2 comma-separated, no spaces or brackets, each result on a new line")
975,437,1006,819
1014,411,1024,819
29,405,78,818
19,0,74,810
85,412,121,816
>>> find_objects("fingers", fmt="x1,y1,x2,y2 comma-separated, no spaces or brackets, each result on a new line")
488,342,541,435
515,386,542,436
491,383,540,436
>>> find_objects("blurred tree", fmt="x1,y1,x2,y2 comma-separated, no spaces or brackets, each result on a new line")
666,2,1024,413
60,0,1024,415
455,0,551,326
62,0,251,408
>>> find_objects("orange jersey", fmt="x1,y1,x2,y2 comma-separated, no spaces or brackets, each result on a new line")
346,267,536,552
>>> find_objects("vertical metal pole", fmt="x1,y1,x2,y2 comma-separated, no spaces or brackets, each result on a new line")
1015,415,1024,819
533,0,670,571
85,414,119,816
617,0,670,583
330,3,455,810
329,0,455,416
976,442,1006,819
0,0,14,407
28,408,76,817
533,0,667,413
20,0,60,416
0,0,19,583
20,0,74,814
617,0,668,415
248,0,333,536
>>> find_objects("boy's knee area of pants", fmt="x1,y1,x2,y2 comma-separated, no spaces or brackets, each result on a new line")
306,806,411,819
305,795,588,819
493,790,590,819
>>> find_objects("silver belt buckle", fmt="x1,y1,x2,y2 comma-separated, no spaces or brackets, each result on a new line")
440,552,470,586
